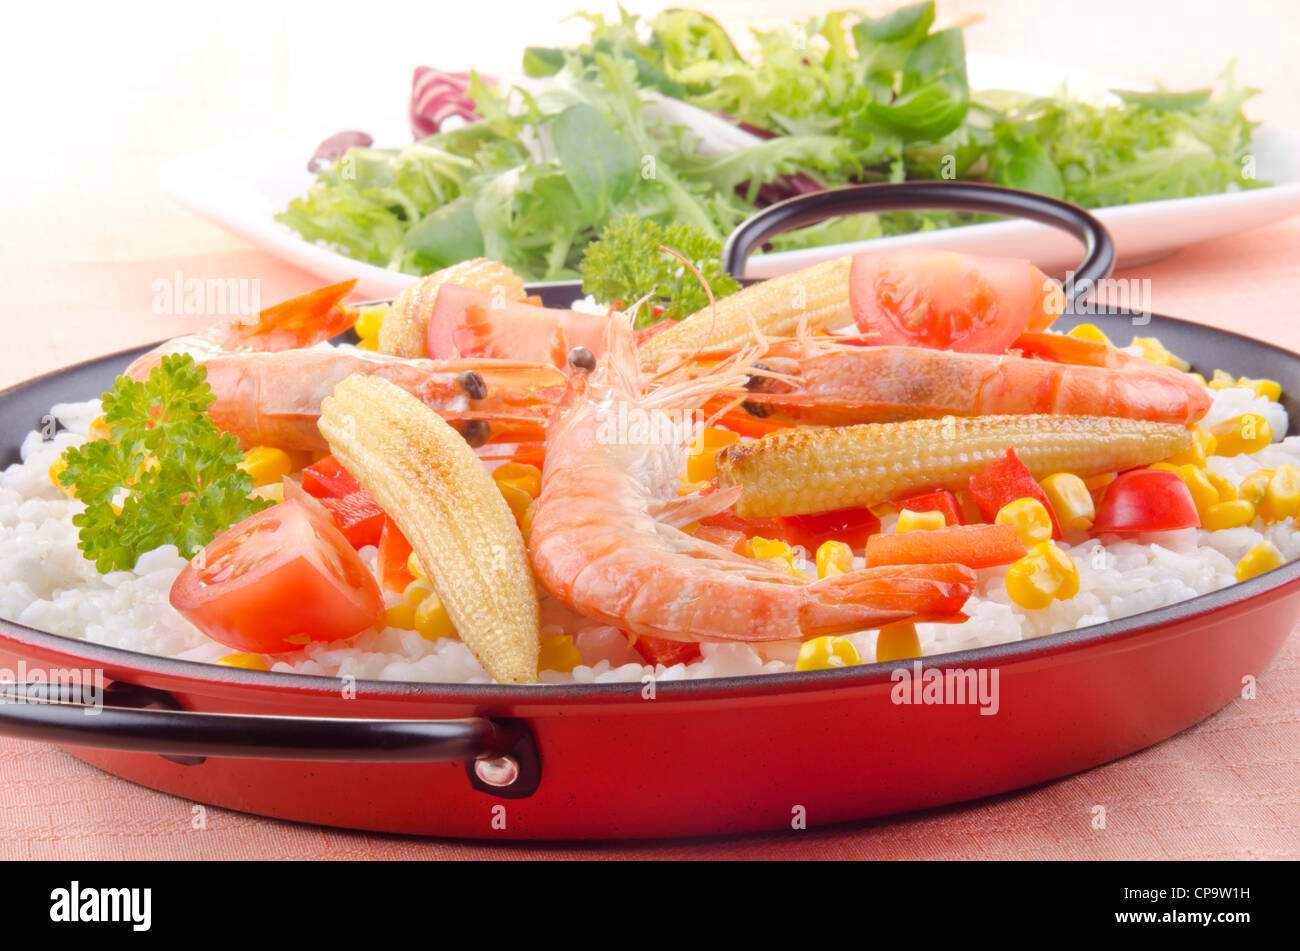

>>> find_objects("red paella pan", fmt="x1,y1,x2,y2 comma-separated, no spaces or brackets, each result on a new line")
0,183,1296,840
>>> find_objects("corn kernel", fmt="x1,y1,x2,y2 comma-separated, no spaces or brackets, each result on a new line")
520,498,537,545
1068,323,1111,344
1235,541,1285,582
497,481,533,526
414,593,457,641
402,578,435,608
49,458,76,497
1239,469,1274,505
1202,500,1256,531
384,603,417,630
88,416,112,441
240,446,293,488
217,652,271,671
795,635,862,671
354,304,387,341
897,509,946,532
1132,336,1191,371
538,630,582,672
1238,377,1282,401
407,551,427,579
1083,472,1115,491
1005,542,1079,610
1209,414,1271,456
995,497,1054,545
1041,473,1095,532
493,461,542,499
1174,464,1219,518
746,536,796,573
816,540,854,578
686,427,741,483
1163,427,1217,467
1263,464,1300,522
875,623,921,663
1203,470,1238,503
1209,369,1237,390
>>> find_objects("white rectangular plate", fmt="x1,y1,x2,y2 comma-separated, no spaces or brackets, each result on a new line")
160,54,1300,299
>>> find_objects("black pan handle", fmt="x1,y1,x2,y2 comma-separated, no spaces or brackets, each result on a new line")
0,681,540,798
722,181,1114,305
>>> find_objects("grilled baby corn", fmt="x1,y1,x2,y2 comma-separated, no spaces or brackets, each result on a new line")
379,258,527,358
716,415,1193,518
318,374,540,683
637,256,853,369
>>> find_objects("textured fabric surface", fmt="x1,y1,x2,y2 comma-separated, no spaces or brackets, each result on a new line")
1,0,1298,858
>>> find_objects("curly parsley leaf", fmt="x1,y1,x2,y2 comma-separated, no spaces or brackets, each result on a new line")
580,214,741,326
57,353,271,573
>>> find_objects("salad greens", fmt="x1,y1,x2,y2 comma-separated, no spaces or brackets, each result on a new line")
58,355,270,573
580,215,740,325
278,3,1263,284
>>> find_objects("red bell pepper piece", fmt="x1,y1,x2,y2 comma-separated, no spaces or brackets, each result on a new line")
778,506,882,553
376,516,415,592
627,632,702,667
863,523,1027,569
968,448,1061,537
301,455,361,499
697,507,880,555
319,490,385,549
895,489,965,526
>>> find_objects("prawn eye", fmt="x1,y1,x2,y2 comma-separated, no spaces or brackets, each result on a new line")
457,370,488,400
568,347,596,372
455,419,491,448
745,363,773,393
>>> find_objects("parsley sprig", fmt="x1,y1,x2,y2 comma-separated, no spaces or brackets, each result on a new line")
57,353,271,573
580,215,741,326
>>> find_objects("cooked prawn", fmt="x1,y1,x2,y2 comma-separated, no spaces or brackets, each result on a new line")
710,333,1211,428
527,319,977,643
202,348,566,451
122,279,565,452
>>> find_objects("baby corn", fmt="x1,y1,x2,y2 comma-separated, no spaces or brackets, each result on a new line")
379,258,527,358
637,256,853,369
716,414,1193,518
318,374,540,683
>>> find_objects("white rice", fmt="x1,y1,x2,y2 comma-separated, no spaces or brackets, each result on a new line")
2,384,1296,684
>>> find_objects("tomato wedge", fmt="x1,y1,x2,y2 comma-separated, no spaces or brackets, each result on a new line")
427,284,609,368
170,500,384,654
850,249,1061,353
1092,469,1201,533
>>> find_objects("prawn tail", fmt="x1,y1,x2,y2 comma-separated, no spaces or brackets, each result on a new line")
653,485,744,528
232,279,360,350
797,562,977,637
